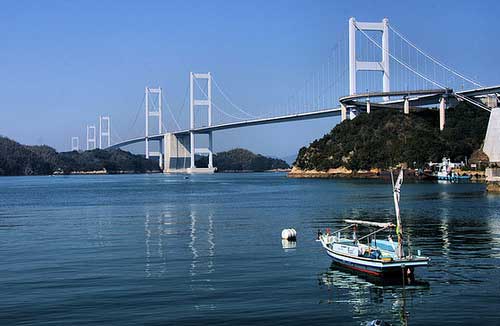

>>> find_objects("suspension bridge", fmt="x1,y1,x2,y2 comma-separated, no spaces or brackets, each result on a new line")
75,18,500,173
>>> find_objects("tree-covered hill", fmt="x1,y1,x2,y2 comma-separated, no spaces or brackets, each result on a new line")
196,148,290,172
294,103,489,171
0,136,160,176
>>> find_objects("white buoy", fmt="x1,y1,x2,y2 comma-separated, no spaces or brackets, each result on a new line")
281,228,297,240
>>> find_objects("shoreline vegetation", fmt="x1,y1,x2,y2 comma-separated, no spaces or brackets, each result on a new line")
0,136,160,176
195,148,289,172
52,169,163,175
0,137,290,176
289,104,490,181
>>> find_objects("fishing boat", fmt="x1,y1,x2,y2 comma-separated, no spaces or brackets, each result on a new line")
317,170,429,277
429,157,471,181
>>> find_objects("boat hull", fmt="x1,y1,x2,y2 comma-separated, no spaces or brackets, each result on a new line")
437,175,470,181
324,246,428,277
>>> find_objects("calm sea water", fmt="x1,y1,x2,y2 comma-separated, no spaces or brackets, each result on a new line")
1,173,499,325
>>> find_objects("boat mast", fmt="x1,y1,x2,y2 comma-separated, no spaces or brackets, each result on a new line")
391,169,404,258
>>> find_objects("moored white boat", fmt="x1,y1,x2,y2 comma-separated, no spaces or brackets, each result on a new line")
429,157,471,181
318,170,430,277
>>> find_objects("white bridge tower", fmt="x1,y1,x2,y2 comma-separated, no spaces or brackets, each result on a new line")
145,87,163,169
71,136,79,151
99,116,111,149
86,125,96,150
343,17,390,121
189,72,214,173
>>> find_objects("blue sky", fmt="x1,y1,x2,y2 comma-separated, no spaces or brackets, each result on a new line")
1,0,499,157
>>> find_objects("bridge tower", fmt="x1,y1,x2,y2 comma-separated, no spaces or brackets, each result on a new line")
86,125,96,150
189,72,215,173
99,115,111,149
71,136,79,151
145,87,164,169
343,17,390,121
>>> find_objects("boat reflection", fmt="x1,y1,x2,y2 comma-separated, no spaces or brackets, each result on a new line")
318,263,429,325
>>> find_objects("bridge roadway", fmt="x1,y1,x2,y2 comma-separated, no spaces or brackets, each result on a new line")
110,85,500,150
340,86,500,109
109,106,342,149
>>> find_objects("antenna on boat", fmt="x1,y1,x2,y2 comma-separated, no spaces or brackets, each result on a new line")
392,169,405,259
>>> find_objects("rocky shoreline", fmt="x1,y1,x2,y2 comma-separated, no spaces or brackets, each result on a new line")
287,166,418,180
287,166,379,179
287,166,486,181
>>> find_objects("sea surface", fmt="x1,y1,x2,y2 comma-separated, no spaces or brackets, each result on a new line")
1,173,499,325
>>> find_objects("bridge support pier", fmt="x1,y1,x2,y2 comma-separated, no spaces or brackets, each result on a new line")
366,99,371,114
163,133,191,173
341,104,347,122
483,107,500,162
189,132,195,169
208,131,213,169
349,107,358,120
404,97,410,114
439,96,447,131
159,150,163,170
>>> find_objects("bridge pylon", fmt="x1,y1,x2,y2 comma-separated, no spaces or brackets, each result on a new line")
71,136,79,151
145,87,164,169
346,17,390,121
188,72,215,173
99,115,111,149
86,125,96,150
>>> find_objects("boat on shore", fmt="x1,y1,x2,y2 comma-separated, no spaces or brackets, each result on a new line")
317,170,430,277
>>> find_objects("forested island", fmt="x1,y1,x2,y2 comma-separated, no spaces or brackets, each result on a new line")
0,137,289,176
0,136,160,176
196,148,290,172
291,103,489,178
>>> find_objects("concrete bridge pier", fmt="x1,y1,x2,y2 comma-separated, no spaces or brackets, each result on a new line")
163,133,191,173
484,107,500,162
158,149,163,170
162,132,215,174
341,104,347,122
349,107,358,120
439,96,447,131
404,97,410,114
484,107,500,192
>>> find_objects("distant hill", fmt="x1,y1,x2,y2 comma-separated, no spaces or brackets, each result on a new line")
0,136,160,176
294,103,489,171
196,148,290,172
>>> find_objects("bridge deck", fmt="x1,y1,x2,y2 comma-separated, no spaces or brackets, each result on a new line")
109,107,342,149
109,85,500,150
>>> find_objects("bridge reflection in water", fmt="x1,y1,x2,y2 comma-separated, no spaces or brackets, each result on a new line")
144,211,168,278
188,204,216,311
143,203,217,310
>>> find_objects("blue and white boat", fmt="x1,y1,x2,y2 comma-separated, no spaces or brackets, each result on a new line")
430,157,471,181
318,170,430,277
